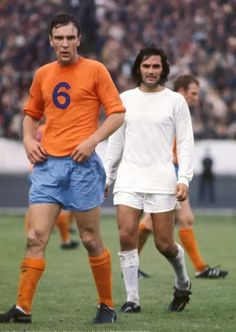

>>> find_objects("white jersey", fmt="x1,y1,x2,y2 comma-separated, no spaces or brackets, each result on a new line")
105,87,194,194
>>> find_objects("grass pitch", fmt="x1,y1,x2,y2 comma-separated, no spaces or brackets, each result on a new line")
0,213,235,332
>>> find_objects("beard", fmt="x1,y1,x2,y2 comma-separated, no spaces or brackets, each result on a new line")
142,76,161,88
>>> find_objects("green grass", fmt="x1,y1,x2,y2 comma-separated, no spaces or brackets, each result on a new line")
0,214,235,332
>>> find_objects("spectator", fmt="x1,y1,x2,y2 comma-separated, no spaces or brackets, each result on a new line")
198,149,216,203
1,0,236,140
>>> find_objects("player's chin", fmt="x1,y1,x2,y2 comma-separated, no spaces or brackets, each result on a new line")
145,80,158,87
59,56,72,65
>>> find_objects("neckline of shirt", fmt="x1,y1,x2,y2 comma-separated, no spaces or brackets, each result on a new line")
136,87,168,95
56,56,84,70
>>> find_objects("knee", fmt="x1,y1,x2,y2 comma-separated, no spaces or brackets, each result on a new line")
154,238,175,257
139,222,152,233
26,231,47,252
80,231,98,253
119,229,136,249
140,214,152,231
177,214,194,228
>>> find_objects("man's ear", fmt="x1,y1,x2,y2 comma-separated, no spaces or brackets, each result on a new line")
49,35,53,47
77,34,81,47
178,87,185,94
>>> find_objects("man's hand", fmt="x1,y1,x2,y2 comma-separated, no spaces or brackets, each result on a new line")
71,137,97,162
23,138,48,164
176,183,189,201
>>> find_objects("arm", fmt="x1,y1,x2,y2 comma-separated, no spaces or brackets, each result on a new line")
71,62,125,162
175,98,194,200
71,112,125,162
104,121,126,198
23,115,48,164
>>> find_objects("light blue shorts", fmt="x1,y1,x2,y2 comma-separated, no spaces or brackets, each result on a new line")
29,152,106,211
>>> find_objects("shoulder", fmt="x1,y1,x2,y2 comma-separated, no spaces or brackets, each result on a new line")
163,88,188,109
79,57,112,82
35,61,57,75
165,88,186,103
80,57,108,71
120,88,138,100
32,62,58,83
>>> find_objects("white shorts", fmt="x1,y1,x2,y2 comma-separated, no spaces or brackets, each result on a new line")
114,192,179,213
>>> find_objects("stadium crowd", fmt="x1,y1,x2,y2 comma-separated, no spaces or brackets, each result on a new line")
0,0,236,140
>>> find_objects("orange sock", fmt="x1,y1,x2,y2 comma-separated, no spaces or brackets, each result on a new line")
16,257,45,313
139,222,147,232
178,228,207,272
89,248,113,308
56,211,70,243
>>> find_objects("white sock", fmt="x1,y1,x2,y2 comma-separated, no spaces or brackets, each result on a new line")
118,249,139,304
167,243,190,290
15,305,28,314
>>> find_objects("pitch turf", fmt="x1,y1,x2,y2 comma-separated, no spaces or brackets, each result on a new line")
0,213,235,332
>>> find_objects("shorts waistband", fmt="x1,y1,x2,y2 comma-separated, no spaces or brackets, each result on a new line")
47,155,71,160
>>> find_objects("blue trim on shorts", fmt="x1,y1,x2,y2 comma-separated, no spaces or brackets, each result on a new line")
29,152,106,211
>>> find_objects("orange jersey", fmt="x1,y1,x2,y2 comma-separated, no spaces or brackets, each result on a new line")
36,124,45,142
24,57,125,156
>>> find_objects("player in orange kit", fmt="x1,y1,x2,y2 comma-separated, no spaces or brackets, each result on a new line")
138,75,228,280
0,13,125,324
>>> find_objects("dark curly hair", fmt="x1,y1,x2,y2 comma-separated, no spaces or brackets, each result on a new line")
131,44,170,86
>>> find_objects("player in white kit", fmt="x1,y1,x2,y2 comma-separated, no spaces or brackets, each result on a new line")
105,45,194,313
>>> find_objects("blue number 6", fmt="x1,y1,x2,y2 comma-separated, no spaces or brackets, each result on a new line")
52,82,71,109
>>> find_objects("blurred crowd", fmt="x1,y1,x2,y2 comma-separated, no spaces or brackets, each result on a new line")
0,0,236,140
